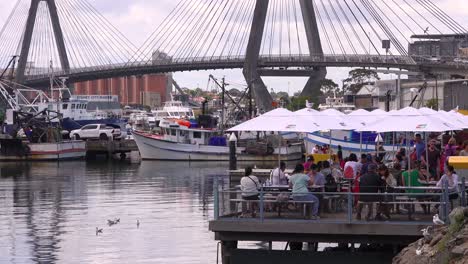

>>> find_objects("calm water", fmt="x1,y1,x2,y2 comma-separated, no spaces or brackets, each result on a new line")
0,160,231,264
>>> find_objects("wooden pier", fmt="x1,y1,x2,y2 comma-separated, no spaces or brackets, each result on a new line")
85,139,138,159
209,183,458,264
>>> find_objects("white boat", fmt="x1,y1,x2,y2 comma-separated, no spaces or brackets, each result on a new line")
0,136,86,161
318,95,355,113
132,119,303,161
152,100,195,126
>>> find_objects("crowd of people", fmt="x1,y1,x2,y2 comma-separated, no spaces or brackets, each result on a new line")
238,134,468,221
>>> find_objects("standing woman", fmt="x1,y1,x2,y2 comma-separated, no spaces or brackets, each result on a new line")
443,138,458,172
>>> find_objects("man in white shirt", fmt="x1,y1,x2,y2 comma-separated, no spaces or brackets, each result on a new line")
271,161,288,185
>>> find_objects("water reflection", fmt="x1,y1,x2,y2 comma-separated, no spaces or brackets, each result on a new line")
0,160,228,263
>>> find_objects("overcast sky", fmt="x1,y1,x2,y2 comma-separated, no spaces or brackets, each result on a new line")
1,0,467,94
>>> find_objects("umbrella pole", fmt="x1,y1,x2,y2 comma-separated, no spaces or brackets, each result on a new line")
425,132,429,174
360,132,363,157
407,132,411,172
278,133,281,174
329,130,332,161
392,132,396,161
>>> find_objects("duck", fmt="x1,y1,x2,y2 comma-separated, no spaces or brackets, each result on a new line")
96,227,103,236
137,219,140,228
107,219,116,226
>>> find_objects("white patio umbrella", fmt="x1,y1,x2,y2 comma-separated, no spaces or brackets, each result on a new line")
358,107,462,171
227,108,320,133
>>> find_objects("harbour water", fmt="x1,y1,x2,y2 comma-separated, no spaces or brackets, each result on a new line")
0,160,230,264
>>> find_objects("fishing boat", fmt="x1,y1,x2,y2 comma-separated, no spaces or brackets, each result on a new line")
132,118,303,161
0,136,86,161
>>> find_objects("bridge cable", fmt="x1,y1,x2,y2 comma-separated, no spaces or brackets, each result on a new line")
313,0,335,55
390,0,426,33
235,0,256,57
368,0,411,46
416,0,465,34
67,0,116,66
343,0,380,55
80,0,137,56
0,0,22,66
335,0,368,55
188,0,227,59
292,0,302,55
76,0,136,63
132,0,189,63
203,0,235,59
185,0,225,60
176,0,219,59
57,0,106,66
319,0,346,54
328,0,357,55
422,0,467,33
401,0,442,34
228,0,251,57
285,0,292,57
219,0,247,58
0,1,26,68
130,0,187,62
361,0,407,55
376,0,415,38
59,0,110,66
72,0,126,65
167,1,208,59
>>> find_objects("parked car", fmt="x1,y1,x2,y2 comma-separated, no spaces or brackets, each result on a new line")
70,124,121,141
454,57,468,64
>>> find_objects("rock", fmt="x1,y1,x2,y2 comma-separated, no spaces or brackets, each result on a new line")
450,207,467,225
429,233,444,247
451,245,466,257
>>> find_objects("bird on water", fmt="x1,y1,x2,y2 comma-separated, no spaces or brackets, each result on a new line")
96,227,103,236
137,219,140,228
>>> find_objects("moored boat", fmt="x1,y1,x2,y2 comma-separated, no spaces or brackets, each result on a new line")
132,119,303,161
0,136,85,161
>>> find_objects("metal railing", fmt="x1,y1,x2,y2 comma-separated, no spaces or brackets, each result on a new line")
213,177,465,225
23,54,468,82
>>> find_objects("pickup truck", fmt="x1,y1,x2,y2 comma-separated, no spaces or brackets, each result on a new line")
70,124,121,141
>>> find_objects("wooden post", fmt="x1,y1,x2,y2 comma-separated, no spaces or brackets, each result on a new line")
229,133,237,171
221,241,238,264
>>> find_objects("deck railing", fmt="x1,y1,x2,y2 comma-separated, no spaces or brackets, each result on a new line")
213,177,466,225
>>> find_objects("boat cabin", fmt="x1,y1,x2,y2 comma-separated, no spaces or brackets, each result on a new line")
158,119,223,145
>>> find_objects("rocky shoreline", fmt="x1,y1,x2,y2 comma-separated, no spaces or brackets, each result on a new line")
393,207,468,264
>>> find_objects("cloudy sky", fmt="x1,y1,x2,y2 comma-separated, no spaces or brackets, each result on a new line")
1,0,467,94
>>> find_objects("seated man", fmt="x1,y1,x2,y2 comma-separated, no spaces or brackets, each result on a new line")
356,164,384,221
271,161,288,185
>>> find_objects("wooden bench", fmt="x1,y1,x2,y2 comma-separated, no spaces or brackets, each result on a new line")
357,200,440,220
230,198,315,218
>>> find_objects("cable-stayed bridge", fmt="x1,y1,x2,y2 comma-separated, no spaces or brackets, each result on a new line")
0,0,467,110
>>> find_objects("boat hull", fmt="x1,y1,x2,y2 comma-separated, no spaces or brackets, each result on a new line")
132,131,302,161
0,140,86,161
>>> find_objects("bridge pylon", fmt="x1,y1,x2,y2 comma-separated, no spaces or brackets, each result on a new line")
243,0,326,112
15,0,70,84
299,0,327,98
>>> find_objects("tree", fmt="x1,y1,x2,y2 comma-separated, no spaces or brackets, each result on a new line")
343,69,380,94
320,79,341,96
287,96,310,111
425,98,439,110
